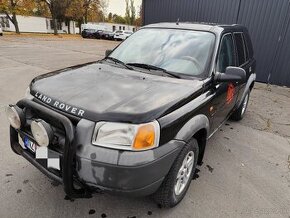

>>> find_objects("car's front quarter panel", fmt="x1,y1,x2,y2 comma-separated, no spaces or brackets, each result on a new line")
74,119,184,196
158,85,214,145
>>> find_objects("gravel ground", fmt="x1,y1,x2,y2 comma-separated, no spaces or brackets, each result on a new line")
0,35,290,218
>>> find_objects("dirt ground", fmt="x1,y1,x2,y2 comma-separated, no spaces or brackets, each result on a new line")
0,35,290,218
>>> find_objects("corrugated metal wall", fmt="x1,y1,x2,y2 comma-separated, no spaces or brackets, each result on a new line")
195,0,240,23
270,3,290,86
143,0,290,87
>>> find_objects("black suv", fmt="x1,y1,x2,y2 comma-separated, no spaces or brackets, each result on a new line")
6,23,255,208
92,30,114,40
81,29,96,38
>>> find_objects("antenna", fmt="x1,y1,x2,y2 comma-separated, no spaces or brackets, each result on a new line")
176,18,180,25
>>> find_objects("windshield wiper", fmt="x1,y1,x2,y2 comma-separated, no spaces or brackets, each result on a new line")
103,57,134,70
126,63,180,78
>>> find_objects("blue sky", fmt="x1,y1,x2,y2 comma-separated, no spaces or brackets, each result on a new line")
108,0,142,16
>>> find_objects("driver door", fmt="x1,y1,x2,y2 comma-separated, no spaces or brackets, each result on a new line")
211,33,239,131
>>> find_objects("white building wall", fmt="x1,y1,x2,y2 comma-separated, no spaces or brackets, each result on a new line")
0,14,136,34
82,22,138,32
0,15,48,33
18,16,48,33
46,20,79,34
0,14,80,34
70,22,79,34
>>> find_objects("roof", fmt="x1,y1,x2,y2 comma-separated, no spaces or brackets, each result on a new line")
142,22,247,34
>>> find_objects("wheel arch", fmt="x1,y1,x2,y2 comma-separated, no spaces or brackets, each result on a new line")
174,114,209,165
193,128,207,165
238,73,256,108
249,80,255,91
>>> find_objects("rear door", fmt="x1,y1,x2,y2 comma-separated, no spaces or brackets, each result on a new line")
233,32,251,103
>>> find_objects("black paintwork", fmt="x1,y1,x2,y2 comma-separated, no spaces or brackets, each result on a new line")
93,30,115,40
81,29,96,39
9,23,256,197
30,22,255,142
30,62,203,124
81,29,111,40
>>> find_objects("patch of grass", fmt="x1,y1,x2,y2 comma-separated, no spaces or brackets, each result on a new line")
3,31,81,39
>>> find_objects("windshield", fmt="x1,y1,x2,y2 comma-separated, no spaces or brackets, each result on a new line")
109,28,215,77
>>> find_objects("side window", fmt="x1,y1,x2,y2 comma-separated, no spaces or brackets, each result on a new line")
217,34,235,73
234,33,247,66
242,34,249,61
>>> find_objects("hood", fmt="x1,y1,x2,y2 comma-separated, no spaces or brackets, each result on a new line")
30,62,203,123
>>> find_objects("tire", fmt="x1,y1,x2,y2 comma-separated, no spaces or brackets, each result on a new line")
153,138,199,208
230,91,250,121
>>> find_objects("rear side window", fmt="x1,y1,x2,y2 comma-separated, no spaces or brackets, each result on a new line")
217,34,235,73
243,34,250,60
234,33,248,66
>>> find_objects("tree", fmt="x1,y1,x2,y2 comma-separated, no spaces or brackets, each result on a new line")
129,0,135,25
107,12,112,22
124,0,130,24
98,0,108,22
65,0,103,33
82,0,98,23
43,0,72,35
112,14,126,24
87,0,103,22
133,2,142,26
33,0,50,17
137,2,143,26
134,17,141,26
0,0,35,34
65,0,83,33
124,0,136,25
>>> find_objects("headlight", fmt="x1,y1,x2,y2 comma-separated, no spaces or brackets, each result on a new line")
5,105,25,129
31,120,53,147
92,121,160,151
25,87,34,100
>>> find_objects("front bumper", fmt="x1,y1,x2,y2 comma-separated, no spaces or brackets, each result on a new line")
76,139,183,196
10,99,184,198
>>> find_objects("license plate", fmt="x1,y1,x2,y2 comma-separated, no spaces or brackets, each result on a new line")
23,136,60,170
24,136,37,153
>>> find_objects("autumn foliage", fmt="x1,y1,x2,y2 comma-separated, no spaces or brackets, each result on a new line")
0,0,142,34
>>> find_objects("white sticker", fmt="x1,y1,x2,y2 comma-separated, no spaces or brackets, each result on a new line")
36,147,48,159
48,158,60,170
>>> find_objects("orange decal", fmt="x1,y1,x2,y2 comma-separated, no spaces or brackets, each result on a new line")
226,83,235,104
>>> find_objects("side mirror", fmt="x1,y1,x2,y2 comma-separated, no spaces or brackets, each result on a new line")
215,67,246,83
105,50,112,57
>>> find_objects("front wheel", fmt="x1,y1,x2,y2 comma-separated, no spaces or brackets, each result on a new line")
153,138,199,208
230,91,250,121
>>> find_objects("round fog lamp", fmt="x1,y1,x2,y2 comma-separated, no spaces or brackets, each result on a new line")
31,120,53,147
5,105,24,129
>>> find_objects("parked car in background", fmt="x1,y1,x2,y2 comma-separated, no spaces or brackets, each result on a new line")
81,29,97,38
0,25,3,36
102,31,115,40
114,30,133,40
93,30,114,40
91,30,103,39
